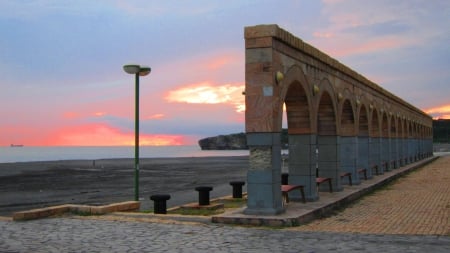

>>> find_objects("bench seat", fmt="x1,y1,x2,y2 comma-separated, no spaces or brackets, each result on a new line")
340,172,352,186
281,185,306,204
316,177,333,193
358,168,368,180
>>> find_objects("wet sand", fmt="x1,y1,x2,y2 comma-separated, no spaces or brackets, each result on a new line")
0,156,248,216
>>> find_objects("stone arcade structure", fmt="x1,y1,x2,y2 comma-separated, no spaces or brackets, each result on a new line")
244,24,433,215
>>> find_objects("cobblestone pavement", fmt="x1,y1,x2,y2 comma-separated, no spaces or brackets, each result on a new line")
1,156,449,252
289,155,450,235
0,217,449,253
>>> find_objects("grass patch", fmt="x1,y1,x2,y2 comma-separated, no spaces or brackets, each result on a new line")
220,198,246,208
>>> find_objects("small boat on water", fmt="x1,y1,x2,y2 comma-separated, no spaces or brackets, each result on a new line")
10,144,24,147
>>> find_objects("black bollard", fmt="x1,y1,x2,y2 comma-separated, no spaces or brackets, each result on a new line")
195,186,213,206
229,181,245,198
150,194,171,214
281,173,289,185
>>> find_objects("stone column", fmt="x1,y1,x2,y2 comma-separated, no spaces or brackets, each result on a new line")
369,137,381,176
317,135,342,192
357,135,370,180
244,133,284,215
288,134,318,201
391,138,398,169
381,137,390,172
340,136,359,185
404,137,409,165
399,136,404,165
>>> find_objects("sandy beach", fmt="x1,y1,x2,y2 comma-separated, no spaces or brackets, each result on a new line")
0,156,248,216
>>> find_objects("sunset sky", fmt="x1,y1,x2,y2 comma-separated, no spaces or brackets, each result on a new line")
1,0,449,146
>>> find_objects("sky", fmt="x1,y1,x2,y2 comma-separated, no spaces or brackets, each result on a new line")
0,0,449,146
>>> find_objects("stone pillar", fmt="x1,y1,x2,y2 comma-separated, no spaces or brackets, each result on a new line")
317,135,341,192
340,136,359,185
369,137,381,176
404,137,410,164
381,137,390,172
408,138,416,163
288,134,318,201
357,135,370,179
244,133,284,215
398,138,404,167
391,138,398,169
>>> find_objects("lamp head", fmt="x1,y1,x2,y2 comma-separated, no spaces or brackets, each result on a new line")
139,66,151,76
123,64,141,74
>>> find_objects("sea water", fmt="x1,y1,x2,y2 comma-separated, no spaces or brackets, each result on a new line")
0,146,249,163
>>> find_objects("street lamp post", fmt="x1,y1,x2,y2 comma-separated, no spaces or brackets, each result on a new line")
123,64,151,201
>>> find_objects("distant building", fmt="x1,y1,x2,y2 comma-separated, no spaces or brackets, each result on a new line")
433,119,450,143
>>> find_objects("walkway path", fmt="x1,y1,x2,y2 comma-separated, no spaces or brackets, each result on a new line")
290,155,450,235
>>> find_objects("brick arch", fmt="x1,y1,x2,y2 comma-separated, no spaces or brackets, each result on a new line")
381,112,389,138
317,91,337,135
282,65,312,134
370,108,380,138
340,99,355,136
315,79,338,135
358,104,369,136
390,114,397,138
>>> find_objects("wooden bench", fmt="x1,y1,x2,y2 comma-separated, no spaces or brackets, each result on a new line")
340,172,352,186
372,165,380,175
281,185,306,204
391,160,396,169
358,168,368,180
316,177,333,193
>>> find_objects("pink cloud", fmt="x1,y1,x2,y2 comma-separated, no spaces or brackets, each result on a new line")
51,123,189,146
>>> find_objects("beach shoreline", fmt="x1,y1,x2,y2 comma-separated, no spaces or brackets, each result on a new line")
0,156,249,216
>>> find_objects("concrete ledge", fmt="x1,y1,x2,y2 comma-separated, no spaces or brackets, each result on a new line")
180,203,224,211
13,201,140,221
212,156,438,227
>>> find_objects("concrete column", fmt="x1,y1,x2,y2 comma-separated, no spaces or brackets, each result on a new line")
244,133,284,215
408,138,414,163
381,137,390,172
390,138,398,169
317,135,342,192
288,134,318,201
340,136,359,185
357,136,370,179
369,137,381,176
404,137,410,164
399,138,405,167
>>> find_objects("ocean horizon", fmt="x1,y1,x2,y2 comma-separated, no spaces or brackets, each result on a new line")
0,145,249,163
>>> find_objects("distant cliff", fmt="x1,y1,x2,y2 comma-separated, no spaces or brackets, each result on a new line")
198,130,289,150
198,133,248,150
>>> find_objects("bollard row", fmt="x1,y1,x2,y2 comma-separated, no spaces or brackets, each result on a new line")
149,181,247,214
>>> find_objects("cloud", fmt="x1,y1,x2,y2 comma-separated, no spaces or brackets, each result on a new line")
165,82,245,113
424,104,450,119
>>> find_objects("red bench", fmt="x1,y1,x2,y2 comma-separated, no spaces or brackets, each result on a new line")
281,185,306,204
316,177,333,193
358,168,368,180
340,172,352,186
372,165,380,175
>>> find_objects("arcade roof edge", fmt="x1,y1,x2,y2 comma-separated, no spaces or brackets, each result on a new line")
244,24,431,121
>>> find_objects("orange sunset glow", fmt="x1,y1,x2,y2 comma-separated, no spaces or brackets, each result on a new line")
425,104,450,119
48,124,188,146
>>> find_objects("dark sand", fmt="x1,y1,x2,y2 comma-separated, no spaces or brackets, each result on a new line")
0,156,248,216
